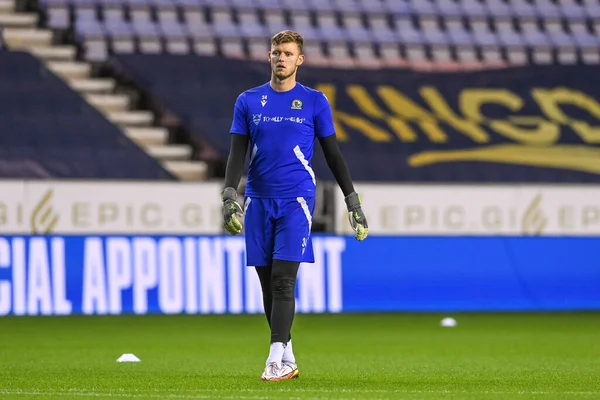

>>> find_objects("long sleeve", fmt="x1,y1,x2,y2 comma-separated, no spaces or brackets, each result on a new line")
318,134,355,197
224,134,249,190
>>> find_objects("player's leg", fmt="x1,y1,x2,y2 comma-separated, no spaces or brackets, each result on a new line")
257,259,299,374
269,259,300,379
255,265,274,331
256,259,300,381
267,197,316,380
257,262,299,381
255,265,294,344
256,263,299,380
243,197,280,381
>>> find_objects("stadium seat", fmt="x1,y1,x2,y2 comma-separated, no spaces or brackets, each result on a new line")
280,0,311,10
360,0,386,13
238,9,268,38
308,0,336,12
264,9,289,33
436,0,469,17
459,0,488,18
255,0,284,11
410,0,437,16
332,0,361,12
583,0,600,18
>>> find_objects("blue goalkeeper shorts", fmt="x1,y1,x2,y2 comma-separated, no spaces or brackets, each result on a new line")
243,197,315,266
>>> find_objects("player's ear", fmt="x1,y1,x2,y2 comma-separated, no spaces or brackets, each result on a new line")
297,54,305,66
268,51,271,62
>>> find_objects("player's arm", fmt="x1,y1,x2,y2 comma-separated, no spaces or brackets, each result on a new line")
224,134,249,190
222,94,250,235
318,135,354,197
315,94,368,241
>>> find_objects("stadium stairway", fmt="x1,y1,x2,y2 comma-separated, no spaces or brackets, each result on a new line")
1,0,207,180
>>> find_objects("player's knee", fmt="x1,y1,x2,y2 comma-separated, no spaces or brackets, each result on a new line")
271,272,296,300
271,260,299,300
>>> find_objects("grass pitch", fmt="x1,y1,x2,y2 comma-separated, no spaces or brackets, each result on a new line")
0,313,598,399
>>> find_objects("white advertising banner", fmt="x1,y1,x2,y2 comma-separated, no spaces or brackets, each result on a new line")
335,184,600,236
0,181,223,234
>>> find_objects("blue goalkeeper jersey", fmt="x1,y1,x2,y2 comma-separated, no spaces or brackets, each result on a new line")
229,82,336,198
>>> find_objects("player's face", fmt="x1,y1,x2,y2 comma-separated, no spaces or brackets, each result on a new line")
269,42,304,81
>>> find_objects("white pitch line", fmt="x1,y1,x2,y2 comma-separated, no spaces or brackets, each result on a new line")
2,388,598,398
65,387,600,396
0,390,364,400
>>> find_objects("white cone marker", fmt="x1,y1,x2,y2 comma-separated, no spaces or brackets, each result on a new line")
440,317,457,328
117,353,141,362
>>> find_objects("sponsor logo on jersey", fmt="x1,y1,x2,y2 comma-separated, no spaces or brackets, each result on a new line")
261,115,305,124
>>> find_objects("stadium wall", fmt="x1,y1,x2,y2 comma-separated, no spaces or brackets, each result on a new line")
0,182,599,315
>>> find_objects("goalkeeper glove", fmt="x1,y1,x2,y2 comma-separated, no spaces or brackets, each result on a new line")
221,187,244,235
344,192,368,241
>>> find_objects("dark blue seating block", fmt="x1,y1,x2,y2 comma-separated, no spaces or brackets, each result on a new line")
0,51,174,179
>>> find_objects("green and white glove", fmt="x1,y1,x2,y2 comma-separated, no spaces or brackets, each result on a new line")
221,187,244,235
345,192,368,241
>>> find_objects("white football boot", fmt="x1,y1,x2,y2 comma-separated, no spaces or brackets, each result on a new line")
279,361,299,380
260,362,281,381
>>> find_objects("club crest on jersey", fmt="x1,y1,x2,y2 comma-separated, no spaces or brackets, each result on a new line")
253,114,261,125
291,99,303,110
261,95,267,107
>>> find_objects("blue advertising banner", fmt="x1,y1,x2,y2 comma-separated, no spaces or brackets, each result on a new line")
0,235,598,316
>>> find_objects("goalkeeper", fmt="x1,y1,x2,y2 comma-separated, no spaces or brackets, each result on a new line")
221,30,368,382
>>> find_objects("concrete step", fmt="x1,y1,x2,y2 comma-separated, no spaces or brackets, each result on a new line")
85,93,130,113
107,111,154,127
0,13,37,28
163,161,208,181
69,78,116,94
0,0,14,12
145,144,192,161
29,45,76,61
46,61,91,79
3,28,52,47
124,127,167,146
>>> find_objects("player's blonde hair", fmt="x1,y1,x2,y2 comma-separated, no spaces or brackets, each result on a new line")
270,30,304,54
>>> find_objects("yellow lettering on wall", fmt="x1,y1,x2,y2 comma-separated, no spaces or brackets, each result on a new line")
418,121,447,143
409,144,600,175
490,117,559,145
317,83,392,142
377,86,447,142
459,89,560,145
335,111,393,142
460,88,557,145
346,85,387,119
421,87,489,143
570,121,600,143
377,86,436,120
532,88,600,143
346,85,417,142
386,119,418,141
460,88,523,122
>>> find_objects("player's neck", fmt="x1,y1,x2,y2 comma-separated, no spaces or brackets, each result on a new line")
270,76,296,93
